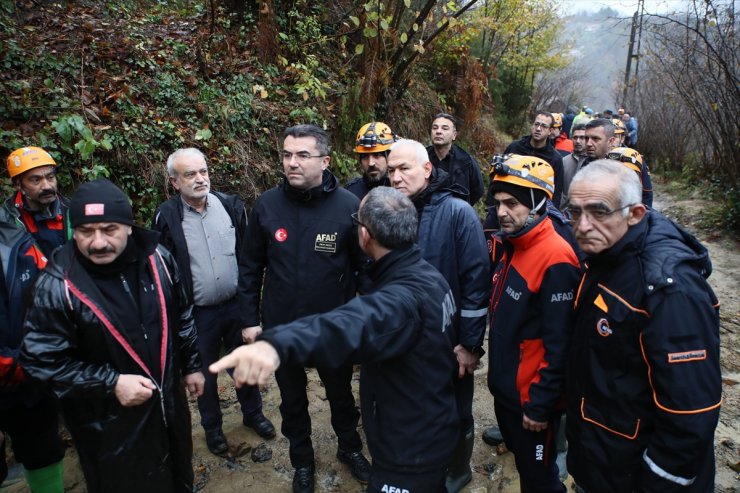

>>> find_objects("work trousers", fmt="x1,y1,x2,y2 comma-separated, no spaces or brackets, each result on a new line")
275,363,361,468
494,401,566,493
193,298,263,432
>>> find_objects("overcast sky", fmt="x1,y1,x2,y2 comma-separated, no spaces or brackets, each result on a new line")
560,0,689,17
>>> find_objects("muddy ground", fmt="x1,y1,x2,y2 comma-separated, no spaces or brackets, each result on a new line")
5,180,739,492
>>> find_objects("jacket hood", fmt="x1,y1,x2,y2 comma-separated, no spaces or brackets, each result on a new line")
45,225,161,279
640,210,712,289
282,169,339,202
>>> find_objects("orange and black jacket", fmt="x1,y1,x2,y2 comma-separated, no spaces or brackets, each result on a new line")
487,214,580,422
566,210,721,492
5,191,71,257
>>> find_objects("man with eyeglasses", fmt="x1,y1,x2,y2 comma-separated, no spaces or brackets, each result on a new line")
237,125,370,493
212,186,459,493
565,160,721,493
427,113,485,205
503,111,564,207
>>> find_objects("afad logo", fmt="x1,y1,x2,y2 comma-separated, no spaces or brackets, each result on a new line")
274,228,288,242
596,318,613,337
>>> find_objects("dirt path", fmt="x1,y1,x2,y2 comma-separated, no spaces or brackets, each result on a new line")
6,181,739,492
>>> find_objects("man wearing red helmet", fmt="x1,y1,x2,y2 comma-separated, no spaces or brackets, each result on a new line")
487,154,580,492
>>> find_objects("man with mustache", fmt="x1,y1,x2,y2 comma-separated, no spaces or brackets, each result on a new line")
345,122,397,200
4,147,71,256
564,160,720,493
20,178,205,493
487,155,580,492
152,148,274,456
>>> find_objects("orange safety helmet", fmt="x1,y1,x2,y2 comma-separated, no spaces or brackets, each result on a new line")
7,146,57,179
607,147,643,175
354,122,397,153
551,113,563,128
490,154,555,200
612,118,626,134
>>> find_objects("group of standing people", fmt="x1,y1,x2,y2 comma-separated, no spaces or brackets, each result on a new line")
0,108,722,493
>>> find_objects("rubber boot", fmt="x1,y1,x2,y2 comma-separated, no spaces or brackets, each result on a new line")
445,426,474,493
24,460,64,493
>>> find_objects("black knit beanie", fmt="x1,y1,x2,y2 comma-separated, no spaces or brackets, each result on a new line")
491,181,547,213
70,178,134,228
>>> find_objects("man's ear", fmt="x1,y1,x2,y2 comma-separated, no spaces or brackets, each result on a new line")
169,175,180,191
322,155,330,171
627,203,647,226
423,161,433,179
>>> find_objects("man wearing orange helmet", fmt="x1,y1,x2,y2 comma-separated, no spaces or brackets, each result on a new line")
607,147,653,207
5,147,70,256
487,154,580,492
345,122,397,200
550,113,573,156
427,113,485,205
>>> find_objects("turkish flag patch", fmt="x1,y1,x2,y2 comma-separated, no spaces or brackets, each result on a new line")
85,203,105,215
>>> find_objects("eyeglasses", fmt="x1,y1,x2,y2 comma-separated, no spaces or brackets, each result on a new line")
532,122,550,129
350,212,373,237
281,151,327,162
565,204,636,223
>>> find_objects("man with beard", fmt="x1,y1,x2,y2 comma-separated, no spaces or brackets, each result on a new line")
487,155,580,492
387,139,489,493
504,112,564,207
4,147,71,256
20,178,205,493
560,124,588,208
152,148,274,456
426,113,484,205
345,122,397,200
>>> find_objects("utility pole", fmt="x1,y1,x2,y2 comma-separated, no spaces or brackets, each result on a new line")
622,10,639,107
631,0,645,105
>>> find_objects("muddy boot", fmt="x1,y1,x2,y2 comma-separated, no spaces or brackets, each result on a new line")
445,426,474,493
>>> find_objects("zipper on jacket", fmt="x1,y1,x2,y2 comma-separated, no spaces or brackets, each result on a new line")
120,274,148,340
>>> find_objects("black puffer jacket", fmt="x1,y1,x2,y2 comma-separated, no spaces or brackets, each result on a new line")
20,227,201,493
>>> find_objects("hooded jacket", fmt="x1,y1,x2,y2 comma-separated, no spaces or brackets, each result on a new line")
566,211,721,493
487,214,580,421
19,227,201,493
504,136,564,207
260,245,459,473
413,169,490,350
238,170,362,329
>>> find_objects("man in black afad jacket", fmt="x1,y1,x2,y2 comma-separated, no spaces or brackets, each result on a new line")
20,179,205,493
504,111,564,207
152,148,273,456
565,160,721,493
238,125,370,493
214,187,459,493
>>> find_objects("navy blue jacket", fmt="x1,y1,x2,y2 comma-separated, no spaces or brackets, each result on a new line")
566,211,721,493
416,182,489,350
260,245,458,473
238,170,362,329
